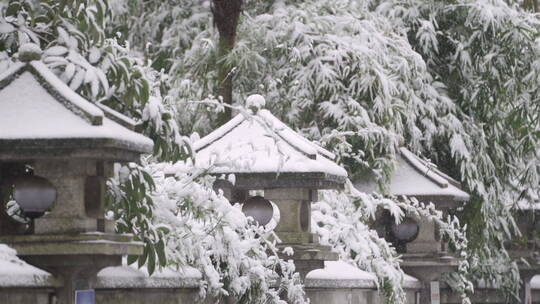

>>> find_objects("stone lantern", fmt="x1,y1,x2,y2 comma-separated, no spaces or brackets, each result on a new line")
0,45,153,304
355,147,470,303
194,95,346,277
511,196,540,304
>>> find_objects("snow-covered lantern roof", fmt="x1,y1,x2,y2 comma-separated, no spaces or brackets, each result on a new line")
194,94,347,190
195,94,344,277
0,48,152,162
356,147,469,209
354,148,470,289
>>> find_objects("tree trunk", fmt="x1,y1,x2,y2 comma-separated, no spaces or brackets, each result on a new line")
212,0,243,126
522,0,540,12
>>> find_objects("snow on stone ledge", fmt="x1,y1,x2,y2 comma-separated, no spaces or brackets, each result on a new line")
305,261,377,289
0,244,56,288
403,273,422,289
97,263,202,289
532,275,540,289
304,261,421,290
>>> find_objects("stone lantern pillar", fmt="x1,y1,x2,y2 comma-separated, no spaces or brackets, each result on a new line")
0,45,153,304
194,94,346,278
355,148,470,304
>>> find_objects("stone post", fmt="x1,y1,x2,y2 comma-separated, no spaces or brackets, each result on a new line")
520,270,536,304
401,266,451,304
33,160,96,234
264,188,315,243
264,187,336,278
406,217,440,254
24,254,121,304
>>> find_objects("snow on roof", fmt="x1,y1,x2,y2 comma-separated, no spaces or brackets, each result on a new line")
355,148,469,201
0,61,153,154
390,148,470,200
0,244,56,287
97,264,201,289
194,103,346,177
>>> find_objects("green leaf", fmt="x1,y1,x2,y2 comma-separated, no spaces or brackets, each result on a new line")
6,3,21,16
138,243,149,268
127,254,138,265
156,239,167,267
147,246,156,275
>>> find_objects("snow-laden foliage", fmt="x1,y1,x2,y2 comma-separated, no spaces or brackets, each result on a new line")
117,0,473,300
377,0,540,298
312,182,473,303
108,160,307,303
312,185,406,302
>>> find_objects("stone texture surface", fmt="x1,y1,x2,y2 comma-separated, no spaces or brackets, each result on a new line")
0,283,538,303
406,216,440,254
33,159,97,234
264,188,314,234
95,288,215,304
0,288,53,304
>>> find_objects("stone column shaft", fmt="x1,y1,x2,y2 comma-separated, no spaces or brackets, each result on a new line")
264,188,315,242
33,160,97,234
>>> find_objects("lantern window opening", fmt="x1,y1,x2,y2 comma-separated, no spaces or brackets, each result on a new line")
240,195,280,231
0,162,38,230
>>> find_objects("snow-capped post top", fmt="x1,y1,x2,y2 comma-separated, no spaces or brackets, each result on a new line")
246,94,266,113
18,43,42,62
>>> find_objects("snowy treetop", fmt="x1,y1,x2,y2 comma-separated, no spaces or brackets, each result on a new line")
194,103,347,177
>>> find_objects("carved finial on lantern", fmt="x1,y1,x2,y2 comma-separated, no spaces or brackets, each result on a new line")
246,94,266,114
18,43,42,62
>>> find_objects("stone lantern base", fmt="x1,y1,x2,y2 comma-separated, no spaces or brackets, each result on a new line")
401,253,458,304
0,233,142,304
277,243,338,278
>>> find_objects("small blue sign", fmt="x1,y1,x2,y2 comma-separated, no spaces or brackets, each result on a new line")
75,289,95,304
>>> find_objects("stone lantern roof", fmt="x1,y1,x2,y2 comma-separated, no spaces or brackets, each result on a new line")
0,60,153,162
355,147,469,208
194,95,347,189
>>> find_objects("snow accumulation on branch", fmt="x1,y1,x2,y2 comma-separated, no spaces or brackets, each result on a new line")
109,159,308,304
